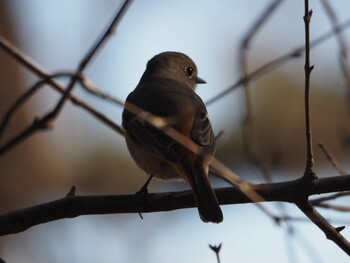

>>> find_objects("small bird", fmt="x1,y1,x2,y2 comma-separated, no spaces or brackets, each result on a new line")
122,52,223,223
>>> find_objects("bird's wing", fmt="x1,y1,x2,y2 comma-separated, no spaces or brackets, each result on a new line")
122,105,179,162
192,111,212,146
191,101,216,156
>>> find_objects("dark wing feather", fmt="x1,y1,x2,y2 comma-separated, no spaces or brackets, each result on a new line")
191,107,216,155
122,108,178,162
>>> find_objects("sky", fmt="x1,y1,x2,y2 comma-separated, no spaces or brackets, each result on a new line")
2,1,350,262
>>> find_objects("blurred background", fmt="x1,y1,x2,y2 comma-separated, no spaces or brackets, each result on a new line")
1,0,350,262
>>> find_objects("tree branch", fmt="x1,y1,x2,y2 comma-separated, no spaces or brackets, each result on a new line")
302,0,315,179
296,200,350,255
239,0,284,184
205,17,350,106
1,175,350,236
0,0,132,155
317,141,347,175
320,0,350,114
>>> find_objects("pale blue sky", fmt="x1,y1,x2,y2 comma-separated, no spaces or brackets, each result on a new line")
2,1,350,262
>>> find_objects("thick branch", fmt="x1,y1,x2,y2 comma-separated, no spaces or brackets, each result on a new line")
1,175,350,236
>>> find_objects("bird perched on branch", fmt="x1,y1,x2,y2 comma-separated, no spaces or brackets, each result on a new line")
122,51,223,223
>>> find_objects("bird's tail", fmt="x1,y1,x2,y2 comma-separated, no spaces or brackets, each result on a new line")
182,160,223,223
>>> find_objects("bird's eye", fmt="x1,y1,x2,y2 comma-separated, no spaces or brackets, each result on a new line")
185,66,194,78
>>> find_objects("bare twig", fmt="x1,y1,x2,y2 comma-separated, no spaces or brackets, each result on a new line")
0,1,133,154
206,49,302,106
239,0,293,230
1,175,350,236
214,130,224,141
294,1,350,255
80,76,126,106
23,0,132,133
241,0,284,50
125,102,263,205
120,124,275,223
66,186,76,197
0,72,79,140
210,158,278,221
206,17,350,107
311,191,350,205
124,102,276,219
0,36,125,138
315,203,350,212
320,0,350,113
318,141,347,175
302,0,315,179
310,18,350,49
209,243,222,263
278,215,350,226
240,0,284,184
296,200,350,255
47,0,132,120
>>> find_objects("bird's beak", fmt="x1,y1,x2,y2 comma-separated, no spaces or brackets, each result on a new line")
195,76,206,84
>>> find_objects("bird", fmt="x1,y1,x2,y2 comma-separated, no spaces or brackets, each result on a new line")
122,51,223,223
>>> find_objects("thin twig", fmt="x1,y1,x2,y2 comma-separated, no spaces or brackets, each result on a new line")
241,0,284,49
315,203,350,212
0,1,133,155
239,0,293,229
320,0,350,113
311,191,350,205
80,75,126,106
302,0,315,179
278,215,350,226
45,0,133,121
209,243,222,263
118,101,280,222
317,141,347,175
0,72,79,140
293,1,350,256
206,49,302,106
214,130,224,141
206,17,350,107
210,158,279,222
123,99,277,220
240,0,284,184
296,200,350,255
0,36,125,139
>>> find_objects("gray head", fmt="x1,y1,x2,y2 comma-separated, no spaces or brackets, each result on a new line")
141,51,206,89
